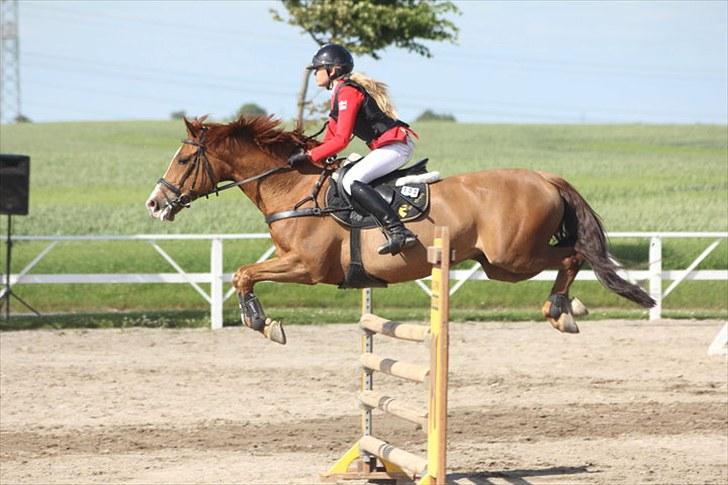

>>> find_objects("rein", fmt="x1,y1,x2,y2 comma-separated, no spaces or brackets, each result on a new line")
263,124,359,225
158,122,342,223
265,154,351,226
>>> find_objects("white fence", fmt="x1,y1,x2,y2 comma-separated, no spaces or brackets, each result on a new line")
2,232,726,328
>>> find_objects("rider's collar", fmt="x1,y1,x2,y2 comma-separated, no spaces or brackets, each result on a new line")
329,77,348,92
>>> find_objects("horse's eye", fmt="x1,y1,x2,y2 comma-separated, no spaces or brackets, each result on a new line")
178,156,191,165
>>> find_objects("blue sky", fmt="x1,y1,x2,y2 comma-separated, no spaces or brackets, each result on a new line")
8,0,728,124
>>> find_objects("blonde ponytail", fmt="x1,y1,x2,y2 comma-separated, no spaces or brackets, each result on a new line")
348,72,399,120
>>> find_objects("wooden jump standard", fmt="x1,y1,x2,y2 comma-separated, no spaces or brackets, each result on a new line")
322,226,452,485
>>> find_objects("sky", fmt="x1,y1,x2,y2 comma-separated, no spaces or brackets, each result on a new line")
4,0,728,124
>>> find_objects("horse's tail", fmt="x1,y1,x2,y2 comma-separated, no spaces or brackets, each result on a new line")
543,173,655,308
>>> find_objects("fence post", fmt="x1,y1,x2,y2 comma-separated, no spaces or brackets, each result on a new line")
210,238,224,329
649,236,662,320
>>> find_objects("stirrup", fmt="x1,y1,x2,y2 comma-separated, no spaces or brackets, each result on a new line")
377,231,418,255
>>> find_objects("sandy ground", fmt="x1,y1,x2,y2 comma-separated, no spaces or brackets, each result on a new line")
1,319,726,484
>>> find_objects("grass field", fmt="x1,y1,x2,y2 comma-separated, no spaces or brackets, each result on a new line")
1,119,726,328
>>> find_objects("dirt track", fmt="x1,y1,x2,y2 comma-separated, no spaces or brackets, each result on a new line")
1,319,726,484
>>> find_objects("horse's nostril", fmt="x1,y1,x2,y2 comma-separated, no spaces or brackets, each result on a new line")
147,199,157,210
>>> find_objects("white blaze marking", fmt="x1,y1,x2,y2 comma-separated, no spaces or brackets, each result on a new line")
146,145,184,219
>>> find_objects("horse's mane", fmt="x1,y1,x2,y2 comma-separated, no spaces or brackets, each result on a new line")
191,115,318,159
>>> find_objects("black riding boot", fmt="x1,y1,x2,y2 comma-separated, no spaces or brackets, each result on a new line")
349,181,417,255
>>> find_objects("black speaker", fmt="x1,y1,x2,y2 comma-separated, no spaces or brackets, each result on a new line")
0,154,30,215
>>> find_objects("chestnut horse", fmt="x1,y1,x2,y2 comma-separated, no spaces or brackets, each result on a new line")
146,116,654,344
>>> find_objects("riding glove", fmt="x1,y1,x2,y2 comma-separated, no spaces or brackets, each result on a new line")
288,149,311,167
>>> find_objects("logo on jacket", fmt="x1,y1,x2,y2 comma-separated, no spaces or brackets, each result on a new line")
338,100,348,110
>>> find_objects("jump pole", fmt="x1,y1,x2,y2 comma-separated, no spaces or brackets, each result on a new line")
321,226,452,484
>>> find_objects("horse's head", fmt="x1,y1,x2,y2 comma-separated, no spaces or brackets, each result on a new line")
147,114,319,221
146,117,221,221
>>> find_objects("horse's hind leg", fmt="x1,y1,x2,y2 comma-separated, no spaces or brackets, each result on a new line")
541,250,585,333
472,244,585,333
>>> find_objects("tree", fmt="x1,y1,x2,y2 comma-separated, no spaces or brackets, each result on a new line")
270,0,460,123
236,103,267,118
170,110,186,120
415,109,456,122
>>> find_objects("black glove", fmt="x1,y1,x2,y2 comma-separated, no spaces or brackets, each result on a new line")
288,149,311,167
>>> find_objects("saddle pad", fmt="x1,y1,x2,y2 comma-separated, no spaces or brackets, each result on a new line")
325,181,430,229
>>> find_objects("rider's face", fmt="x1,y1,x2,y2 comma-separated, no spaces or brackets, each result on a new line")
314,66,331,88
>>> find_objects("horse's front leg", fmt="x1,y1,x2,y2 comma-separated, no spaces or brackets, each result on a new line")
232,253,314,345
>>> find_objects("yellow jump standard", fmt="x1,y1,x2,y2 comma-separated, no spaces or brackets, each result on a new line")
321,226,452,485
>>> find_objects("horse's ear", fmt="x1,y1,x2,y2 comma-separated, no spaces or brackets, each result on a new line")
183,115,210,139
183,116,199,138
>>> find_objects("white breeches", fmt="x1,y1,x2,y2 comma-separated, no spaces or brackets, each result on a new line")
342,139,414,195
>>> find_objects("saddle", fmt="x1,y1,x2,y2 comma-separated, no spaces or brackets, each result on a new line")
325,158,432,228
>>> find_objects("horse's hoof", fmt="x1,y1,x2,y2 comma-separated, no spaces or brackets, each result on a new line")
262,318,287,345
571,297,589,317
548,313,580,334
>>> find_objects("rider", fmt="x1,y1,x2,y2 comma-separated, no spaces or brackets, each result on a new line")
288,44,418,256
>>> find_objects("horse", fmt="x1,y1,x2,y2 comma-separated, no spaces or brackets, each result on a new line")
145,115,655,344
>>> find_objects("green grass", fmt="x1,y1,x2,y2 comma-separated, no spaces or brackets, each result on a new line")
0,120,726,328
2,121,726,234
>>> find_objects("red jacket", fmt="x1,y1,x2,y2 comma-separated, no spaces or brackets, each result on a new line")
308,80,414,166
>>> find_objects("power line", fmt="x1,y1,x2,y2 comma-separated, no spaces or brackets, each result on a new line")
22,50,294,94
29,3,726,82
24,4,296,45
20,96,135,119
23,60,297,99
23,78,190,106
23,52,718,122
395,90,723,121
22,61,722,123
437,53,727,81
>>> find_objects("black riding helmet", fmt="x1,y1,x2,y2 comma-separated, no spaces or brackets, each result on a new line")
307,44,354,79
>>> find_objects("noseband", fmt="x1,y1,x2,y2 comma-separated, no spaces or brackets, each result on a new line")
156,127,291,214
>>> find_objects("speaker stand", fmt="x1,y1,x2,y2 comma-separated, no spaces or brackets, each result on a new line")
2,214,41,320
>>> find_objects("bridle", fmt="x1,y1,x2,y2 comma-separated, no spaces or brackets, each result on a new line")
156,126,291,214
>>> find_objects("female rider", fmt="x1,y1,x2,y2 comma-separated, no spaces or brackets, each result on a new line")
287,44,418,256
